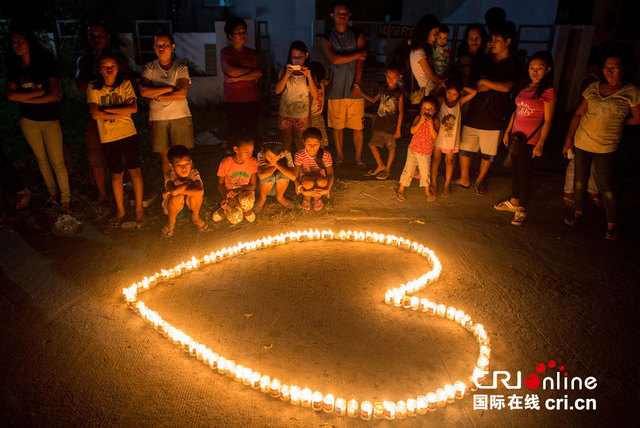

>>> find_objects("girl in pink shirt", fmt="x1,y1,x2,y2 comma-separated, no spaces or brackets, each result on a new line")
396,96,440,202
495,51,556,225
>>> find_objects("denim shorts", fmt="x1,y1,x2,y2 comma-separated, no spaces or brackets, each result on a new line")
259,169,290,184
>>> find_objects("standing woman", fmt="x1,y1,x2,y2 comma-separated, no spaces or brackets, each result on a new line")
456,24,488,87
495,51,556,225
563,48,640,240
408,14,443,102
5,26,71,210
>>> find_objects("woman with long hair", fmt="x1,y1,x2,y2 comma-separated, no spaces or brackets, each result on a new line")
408,14,443,102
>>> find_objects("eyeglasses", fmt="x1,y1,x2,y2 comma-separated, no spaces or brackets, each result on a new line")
602,66,620,72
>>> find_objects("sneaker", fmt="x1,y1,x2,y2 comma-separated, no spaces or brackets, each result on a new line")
511,211,526,225
244,209,256,223
212,208,224,222
494,200,520,212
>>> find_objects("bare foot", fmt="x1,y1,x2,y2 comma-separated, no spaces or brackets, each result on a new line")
161,225,174,237
192,216,208,231
254,198,266,213
277,197,293,208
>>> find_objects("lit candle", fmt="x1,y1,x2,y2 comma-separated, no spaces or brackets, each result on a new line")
426,392,437,410
455,309,465,324
444,384,456,403
322,394,335,413
225,360,236,377
259,375,271,393
234,364,244,382
242,367,252,385
436,388,447,407
373,402,384,419
312,391,323,411
360,401,372,420
208,353,219,370
300,388,312,407
436,304,447,317
396,400,407,419
347,399,359,418
250,372,261,389
383,401,397,420
385,290,393,305
419,298,429,311
416,395,427,414
410,296,420,310
477,355,490,371
216,357,226,374
427,302,437,315
279,384,290,401
289,386,301,405
446,306,456,320
335,398,346,416
270,379,281,397
406,398,417,417
454,381,467,398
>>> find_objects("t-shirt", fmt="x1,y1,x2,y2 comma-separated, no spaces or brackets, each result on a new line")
217,155,258,190
512,87,555,146
141,60,192,121
408,120,434,155
162,167,202,214
432,44,450,77
373,86,403,134
409,47,435,89
463,55,517,130
220,46,261,103
257,149,294,169
6,50,59,121
294,149,333,177
87,80,137,143
574,82,640,153
310,83,325,116
434,101,461,151
456,51,482,87
323,27,362,100
279,73,310,119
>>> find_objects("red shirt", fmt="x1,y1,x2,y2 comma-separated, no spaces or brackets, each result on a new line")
217,156,258,190
220,46,261,103
512,87,555,145
408,121,434,155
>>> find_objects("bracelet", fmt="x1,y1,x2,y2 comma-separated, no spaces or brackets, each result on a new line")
352,83,360,88
297,185,304,194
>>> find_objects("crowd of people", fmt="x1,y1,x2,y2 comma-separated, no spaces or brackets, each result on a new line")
2,3,639,240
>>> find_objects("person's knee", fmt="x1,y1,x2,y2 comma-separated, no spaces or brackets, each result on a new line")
301,178,315,189
316,177,328,188
169,195,185,209
186,194,203,208
480,153,495,162
128,167,142,177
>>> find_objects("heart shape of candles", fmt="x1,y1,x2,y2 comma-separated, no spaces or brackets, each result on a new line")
122,229,491,421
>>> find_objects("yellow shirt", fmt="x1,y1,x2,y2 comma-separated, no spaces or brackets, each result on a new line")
87,80,137,143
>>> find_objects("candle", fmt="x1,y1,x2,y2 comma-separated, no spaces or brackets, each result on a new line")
259,375,271,393
242,368,252,385
426,392,437,410
436,304,447,317
383,401,397,420
446,306,456,320
234,364,244,382
444,384,456,403
436,388,447,407
270,379,281,397
454,381,467,398
347,399,358,418
373,402,384,419
250,372,261,389
360,401,372,420
279,384,290,401
477,355,490,371
396,400,407,419
312,391,323,411
322,394,335,413
410,296,420,310
455,309,465,324
406,398,417,417
216,357,227,374
301,388,312,407
335,398,346,416
289,386,301,405
416,395,427,415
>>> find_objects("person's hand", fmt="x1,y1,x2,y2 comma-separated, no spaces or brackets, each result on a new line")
351,85,362,98
503,132,510,147
162,190,170,199
357,50,367,61
225,76,239,83
562,139,573,159
314,188,329,197
301,66,312,79
532,142,543,158
285,65,294,77
226,189,238,199
125,97,136,105
394,129,401,139
477,79,490,92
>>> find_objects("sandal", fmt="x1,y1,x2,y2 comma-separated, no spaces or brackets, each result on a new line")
16,189,30,210
192,218,209,232
605,227,619,241
301,199,311,211
453,179,470,189
395,190,406,202
135,215,148,227
162,225,174,237
313,199,324,211
511,211,526,226
376,170,390,180
474,183,487,195
494,200,520,212
364,169,379,177
109,216,125,227
426,194,436,202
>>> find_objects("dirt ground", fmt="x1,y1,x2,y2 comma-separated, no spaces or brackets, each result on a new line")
1,165,639,427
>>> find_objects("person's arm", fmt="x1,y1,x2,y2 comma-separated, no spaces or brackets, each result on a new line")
429,117,439,139
360,90,380,104
417,57,443,84
275,161,296,181
410,114,423,134
563,97,588,158
102,98,138,115
503,111,516,146
293,164,303,194
222,53,263,82
16,77,61,104
323,165,334,194
217,176,230,199
395,95,404,139
460,86,477,105
170,180,203,197
625,104,640,125
257,161,277,179
302,66,318,99
321,39,366,65
477,78,514,93
275,67,291,95
156,78,190,101
242,173,257,192
6,81,46,102
351,33,366,97
75,57,89,93
532,98,556,158
139,76,173,98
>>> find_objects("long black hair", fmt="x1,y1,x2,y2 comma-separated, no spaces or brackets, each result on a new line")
302,127,325,168
5,23,52,70
92,50,124,90
261,136,289,167
457,23,488,57
527,51,554,98
410,14,440,53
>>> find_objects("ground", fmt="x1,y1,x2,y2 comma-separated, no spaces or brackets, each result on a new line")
1,170,639,426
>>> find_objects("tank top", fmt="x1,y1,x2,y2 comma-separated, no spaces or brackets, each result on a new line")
279,73,310,119
434,101,461,151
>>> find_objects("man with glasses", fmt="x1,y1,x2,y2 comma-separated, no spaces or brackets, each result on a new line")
322,3,368,167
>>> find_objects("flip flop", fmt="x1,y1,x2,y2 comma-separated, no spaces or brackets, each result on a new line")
135,215,148,227
193,218,209,232
364,169,379,176
395,190,406,202
109,216,125,227
335,159,344,167
162,225,174,237
376,170,390,180
453,179,470,189
302,199,311,211
426,194,436,202
313,199,324,211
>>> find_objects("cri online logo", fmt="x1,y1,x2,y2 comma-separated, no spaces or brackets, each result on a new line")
475,360,598,391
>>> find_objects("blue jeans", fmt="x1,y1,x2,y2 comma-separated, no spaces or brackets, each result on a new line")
574,147,615,222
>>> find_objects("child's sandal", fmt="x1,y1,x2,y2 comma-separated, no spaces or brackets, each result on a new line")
301,199,311,211
313,199,324,211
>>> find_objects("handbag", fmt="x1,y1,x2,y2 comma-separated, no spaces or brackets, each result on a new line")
507,118,545,156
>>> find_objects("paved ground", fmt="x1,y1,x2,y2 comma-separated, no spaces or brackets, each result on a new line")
1,173,638,427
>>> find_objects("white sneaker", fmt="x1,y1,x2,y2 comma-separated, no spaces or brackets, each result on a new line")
511,211,526,226
494,200,520,212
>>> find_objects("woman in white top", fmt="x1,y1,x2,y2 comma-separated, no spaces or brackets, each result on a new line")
409,14,444,102
563,48,640,240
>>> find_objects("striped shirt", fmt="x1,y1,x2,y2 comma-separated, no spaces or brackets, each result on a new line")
294,149,333,177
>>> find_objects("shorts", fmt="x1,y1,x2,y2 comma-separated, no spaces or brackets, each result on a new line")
259,169,290,184
149,116,194,152
327,98,364,130
84,116,107,168
278,115,309,130
459,126,500,157
310,114,329,146
102,134,141,174
368,130,396,149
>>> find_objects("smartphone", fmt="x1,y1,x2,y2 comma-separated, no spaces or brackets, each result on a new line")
290,65,301,71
